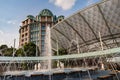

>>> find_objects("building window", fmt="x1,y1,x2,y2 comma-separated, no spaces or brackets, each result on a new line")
22,21,25,25
25,27,28,31
41,31,45,35
41,26,45,30
41,36,45,40
25,33,28,36
30,19,33,23
22,39,24,42
22,34,24,38
41,40,45,45
41,23,45,26
47,17,52,21
41,45,44,50
25,38,27,41
41,16,45,21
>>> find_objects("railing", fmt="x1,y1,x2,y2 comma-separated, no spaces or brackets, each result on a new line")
0,47,120,61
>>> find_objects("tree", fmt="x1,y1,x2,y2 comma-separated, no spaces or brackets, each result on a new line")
0,45,15,56
24,42,36,56
2,47,15,56
14,42,40,57
0,45,8,50
23,42,39,56
15,48,24,56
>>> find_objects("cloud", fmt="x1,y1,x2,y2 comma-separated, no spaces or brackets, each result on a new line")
7,20,17,25
0,30,19,48
86,0,94,6
49,0,76,10
0,19,18,25
0,30,4,35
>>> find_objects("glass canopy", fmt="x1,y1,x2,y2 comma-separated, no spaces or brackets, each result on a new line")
51,0,120,53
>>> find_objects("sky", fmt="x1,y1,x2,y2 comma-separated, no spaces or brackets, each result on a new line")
0,0,100,48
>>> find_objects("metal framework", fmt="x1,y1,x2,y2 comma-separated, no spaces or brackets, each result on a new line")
51,0,120,52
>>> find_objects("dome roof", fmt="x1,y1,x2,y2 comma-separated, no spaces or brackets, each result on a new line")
57,15,65,19
39,9,53,16
27,15,35,20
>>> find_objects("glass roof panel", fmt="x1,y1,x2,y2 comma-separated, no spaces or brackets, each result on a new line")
51,0,120,52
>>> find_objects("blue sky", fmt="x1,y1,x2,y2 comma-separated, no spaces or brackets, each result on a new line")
0,0,100,48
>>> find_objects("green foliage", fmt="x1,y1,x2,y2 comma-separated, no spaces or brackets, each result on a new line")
24,42,37,56
54,48,68,56
0,44,16,56
2,47,15,56
0,42,40,57
0,45,8,50
16,42,40,57
15,48,24,56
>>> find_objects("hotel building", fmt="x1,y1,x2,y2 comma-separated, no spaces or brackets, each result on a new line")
19,9,64,56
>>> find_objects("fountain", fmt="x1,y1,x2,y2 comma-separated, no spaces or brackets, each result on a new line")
0,0,120,80
43,25,52,80
0,30,120,80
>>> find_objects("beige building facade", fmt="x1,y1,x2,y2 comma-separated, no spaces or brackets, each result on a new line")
19,9,64,56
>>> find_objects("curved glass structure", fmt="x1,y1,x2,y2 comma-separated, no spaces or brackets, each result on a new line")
51,0,120,53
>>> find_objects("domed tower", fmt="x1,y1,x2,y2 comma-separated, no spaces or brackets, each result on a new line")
36,9,55,55
36,9,54,23
39,9,53,16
